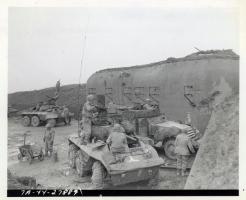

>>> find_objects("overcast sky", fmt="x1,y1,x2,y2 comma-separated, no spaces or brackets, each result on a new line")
8,2,239,93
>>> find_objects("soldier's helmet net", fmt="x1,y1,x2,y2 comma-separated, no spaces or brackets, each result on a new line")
87,94,94,102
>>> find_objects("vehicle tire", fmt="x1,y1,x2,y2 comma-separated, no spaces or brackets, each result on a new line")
31,116,40,127
75,150,89,177
148,168,160,187
17,153,23,161
38,151,44,161
91,161,104,189
47,119,56,127
22,116,31,127
163,137,177,160
68,144,78,169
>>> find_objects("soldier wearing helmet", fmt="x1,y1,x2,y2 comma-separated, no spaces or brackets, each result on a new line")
106,124,129,158
80,94,98,144
143,98,154,110
43,123,55,157
62,105,70,125
174,113,200,176
174,132,192,176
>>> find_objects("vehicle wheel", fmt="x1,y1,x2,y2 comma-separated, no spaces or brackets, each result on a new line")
22,116,31,127
38,151,44,161
91,161,104,189
75,150,88,177
17,153,23,161
163,137,177,160
31,116,40,127
68,144,78,169
27,154,33,164
47,119,56,127
148,169,160,187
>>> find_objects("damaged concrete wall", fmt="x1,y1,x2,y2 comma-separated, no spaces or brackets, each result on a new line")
185,93,239,189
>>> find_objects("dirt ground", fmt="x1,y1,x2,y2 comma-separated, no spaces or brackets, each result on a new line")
8,118,187,190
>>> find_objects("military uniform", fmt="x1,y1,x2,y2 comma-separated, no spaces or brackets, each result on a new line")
174,133,192,176
143,99,155,110
63,106,70,124
143,103,154,110
80,95,97,144
43,124,55,156
106,124,129,160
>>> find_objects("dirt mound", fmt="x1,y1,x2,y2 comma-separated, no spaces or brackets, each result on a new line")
8,84,86,119
185,94,239,189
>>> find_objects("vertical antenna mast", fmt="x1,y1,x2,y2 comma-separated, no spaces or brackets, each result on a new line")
77,14,90,132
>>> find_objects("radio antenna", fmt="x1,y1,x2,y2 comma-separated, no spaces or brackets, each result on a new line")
77,14,90,133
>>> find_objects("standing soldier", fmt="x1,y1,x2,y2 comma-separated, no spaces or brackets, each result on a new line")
80,95,97,145
184,112,201,151
63,105,70,125
174,132,193,176
43,123,55,157
56,80,61,93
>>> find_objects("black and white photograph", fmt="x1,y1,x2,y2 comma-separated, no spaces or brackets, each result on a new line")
0,0,245,198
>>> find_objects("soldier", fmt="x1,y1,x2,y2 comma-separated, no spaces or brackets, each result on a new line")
106,124,129,161
80,95,98,145
56,80,61,93
143,99,154,110
43,123,55,157
185,112,192,125
63,105,70,125
184,112,201,150
53,91,59,102
174,132,193,176
34,102,43,111
107,101,117,114
39,101,50,111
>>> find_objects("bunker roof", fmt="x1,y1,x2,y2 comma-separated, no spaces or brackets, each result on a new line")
96,49,239,74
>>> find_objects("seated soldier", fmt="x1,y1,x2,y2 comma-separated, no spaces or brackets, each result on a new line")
39,102,50,111
34,102,43,111
143,99,155,110
106,124,129,161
